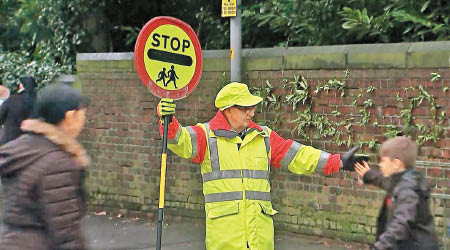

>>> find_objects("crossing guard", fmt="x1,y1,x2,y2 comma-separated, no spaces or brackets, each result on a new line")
156,82,355,250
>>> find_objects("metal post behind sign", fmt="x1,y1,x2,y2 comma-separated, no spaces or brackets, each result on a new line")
230,0,242,82
156,115,170,250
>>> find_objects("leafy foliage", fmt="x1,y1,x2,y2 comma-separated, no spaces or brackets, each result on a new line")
314,70,349,96
242,0,348,47
250,71,446,153
0,0,100,88
251,81,282,128
284,75,310,110
0,51,67,90
1,1,448,91
339,0,449,43
243,0,448,46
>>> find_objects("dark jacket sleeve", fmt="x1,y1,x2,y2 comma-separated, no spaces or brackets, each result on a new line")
0,98,9,125
372,187,419,250
40,153,86,250
363,169,384,188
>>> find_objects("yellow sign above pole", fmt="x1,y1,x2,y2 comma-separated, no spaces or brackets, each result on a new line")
134,17,203,100
222,0,237,17
143,24,196,91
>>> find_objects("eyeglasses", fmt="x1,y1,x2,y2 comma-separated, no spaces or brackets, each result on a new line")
234,105,256,113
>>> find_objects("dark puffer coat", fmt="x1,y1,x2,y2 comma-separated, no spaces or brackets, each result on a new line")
363,168,438,250
0,119,89,250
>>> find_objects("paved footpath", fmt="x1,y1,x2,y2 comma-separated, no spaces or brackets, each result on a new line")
81,213,367,250
0,211,368,250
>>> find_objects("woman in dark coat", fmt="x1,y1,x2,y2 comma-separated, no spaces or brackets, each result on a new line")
0,84,89,250
0,76,37,145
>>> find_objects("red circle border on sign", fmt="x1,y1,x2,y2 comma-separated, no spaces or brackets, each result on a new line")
134,16,203,100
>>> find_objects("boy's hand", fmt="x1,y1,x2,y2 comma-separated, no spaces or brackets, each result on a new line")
355,161,370,178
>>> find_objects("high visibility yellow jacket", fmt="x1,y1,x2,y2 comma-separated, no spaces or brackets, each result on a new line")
160,111,340,250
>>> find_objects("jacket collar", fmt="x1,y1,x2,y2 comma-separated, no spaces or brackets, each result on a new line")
20,119,90,167
209,110,262,138
385,169,412,194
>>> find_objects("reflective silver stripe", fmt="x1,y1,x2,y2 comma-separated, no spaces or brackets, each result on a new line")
204,191,243,203
167,124,182,144
205,123,220,172
202,170,241,182
186,126,198,158
202,169,269,182
245,191,271,201
204,191,271,203
214,129,237,138
209,137,220,171
242,169,269,179
315,151,331,172
262,126,271,172
262,126,270,155
280,142,301,169
203,123,272,203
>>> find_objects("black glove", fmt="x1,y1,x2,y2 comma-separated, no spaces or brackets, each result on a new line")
341,146,359,171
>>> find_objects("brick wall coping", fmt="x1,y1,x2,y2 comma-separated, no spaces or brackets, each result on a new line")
431,193,450,199
416,161,450,167
77,41,449,70
77,52,134,61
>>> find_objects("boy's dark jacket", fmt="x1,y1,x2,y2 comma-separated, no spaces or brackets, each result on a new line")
363,168,438,250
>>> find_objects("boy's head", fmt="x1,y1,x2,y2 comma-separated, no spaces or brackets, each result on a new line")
378,136,417,177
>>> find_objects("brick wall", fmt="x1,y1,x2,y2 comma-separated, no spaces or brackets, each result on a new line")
76,41,450,246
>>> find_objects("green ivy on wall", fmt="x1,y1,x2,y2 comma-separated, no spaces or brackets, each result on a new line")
384,76,447,146
223,71,448,155
251,80,282,128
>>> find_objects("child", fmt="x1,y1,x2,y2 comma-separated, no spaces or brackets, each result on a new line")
355,136,438,250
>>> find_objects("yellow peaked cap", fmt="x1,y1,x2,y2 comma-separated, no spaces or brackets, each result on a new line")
215,82,263,111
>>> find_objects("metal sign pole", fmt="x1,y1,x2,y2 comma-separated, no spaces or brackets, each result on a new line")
156,115,170,250
230,0,242,82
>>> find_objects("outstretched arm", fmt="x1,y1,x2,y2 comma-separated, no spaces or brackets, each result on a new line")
268,128,341,175
158,117,207,163
356,161,385,188
157,99,207,163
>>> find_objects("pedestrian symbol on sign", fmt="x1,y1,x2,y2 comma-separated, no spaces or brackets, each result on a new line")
156,67,168,86
156,65,179,88
166,65,179,89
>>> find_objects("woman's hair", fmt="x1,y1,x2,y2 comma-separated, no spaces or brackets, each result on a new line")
35,84,89,125
19,76,37,118
379,136,417,168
